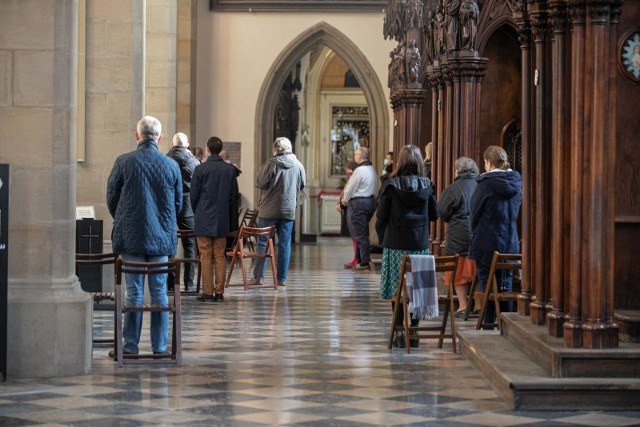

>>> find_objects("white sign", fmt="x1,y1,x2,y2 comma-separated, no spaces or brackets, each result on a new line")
76,206,95,220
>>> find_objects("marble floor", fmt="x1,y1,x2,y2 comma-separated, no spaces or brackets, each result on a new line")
1,238,640,426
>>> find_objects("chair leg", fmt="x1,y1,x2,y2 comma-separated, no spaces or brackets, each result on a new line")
388,301,401,349
403,295,411,354
268,238,278,289
115,284,123,367
476,278,493,330
464,275,477,321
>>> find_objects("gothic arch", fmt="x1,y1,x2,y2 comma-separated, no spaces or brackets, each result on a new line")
254,21,390,187
476,0,518,54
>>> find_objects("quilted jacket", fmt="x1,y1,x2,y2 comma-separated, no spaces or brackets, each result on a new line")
438,171,478,256
469,169,521,266
107,139,183,256
167,145,200,218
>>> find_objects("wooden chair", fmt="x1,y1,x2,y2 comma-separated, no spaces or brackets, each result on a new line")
475,251,522,330
114,258,182,366
225,225,278,291
227,208,260,255
75,252,118,349
169,229,201,295
388,254,459,354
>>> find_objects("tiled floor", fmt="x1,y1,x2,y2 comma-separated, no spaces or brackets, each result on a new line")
1,238,640,426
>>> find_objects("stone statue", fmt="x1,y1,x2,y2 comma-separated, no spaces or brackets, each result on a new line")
406,39,421,84
460,0,479,51
444,0,462,52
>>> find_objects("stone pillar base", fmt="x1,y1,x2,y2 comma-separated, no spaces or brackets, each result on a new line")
7,279,92,379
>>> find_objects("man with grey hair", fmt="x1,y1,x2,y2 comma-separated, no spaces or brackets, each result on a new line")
341,146,377,270
167,132,200,292
107,115,182,356
250,137,306,287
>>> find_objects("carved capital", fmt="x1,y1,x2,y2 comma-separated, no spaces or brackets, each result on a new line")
549,6,569,34
587,0,610,25
609,0,623,24
530,16,548,42
448,56,489,81
517,22,532,47
567,0,586,26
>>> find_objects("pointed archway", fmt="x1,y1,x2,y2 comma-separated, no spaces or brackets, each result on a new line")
254,22,390,186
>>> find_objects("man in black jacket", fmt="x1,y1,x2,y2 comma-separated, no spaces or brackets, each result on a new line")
167,132,200,292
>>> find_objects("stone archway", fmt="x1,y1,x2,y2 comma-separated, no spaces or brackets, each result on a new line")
254,22,390,193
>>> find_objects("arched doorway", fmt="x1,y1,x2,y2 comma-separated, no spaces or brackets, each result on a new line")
255,22,390,238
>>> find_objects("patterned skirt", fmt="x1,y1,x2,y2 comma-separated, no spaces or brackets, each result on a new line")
379,247,430,300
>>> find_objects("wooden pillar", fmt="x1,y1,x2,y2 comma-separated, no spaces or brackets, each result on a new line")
392,89,428,152
564,0,586,348
515,16,533,316
529,9,552,326
428,74,439,247
454,54,488,160
547,0,571,337
581,0,618,349
433,66,446,254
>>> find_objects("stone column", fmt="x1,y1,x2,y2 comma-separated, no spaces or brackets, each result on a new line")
0,0,92,378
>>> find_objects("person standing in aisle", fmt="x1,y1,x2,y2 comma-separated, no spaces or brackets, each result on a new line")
191,136,238,302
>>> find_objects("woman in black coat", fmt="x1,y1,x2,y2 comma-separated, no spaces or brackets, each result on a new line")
437,156,479,317
469,145,522,326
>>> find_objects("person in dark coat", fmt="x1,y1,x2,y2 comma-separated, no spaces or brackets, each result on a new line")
469,145,522,327
191,137,238,302
106,115,182,356
376,145,438,347
438,156,479,317
167,132,200,292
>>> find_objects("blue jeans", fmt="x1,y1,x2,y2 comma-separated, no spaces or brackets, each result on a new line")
476,260,514,327
252,218,293,282
121,254,169,354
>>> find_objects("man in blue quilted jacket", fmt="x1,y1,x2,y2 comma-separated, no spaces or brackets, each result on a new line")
106,116,182,356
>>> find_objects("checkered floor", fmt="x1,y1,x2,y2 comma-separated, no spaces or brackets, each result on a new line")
1,238,640,426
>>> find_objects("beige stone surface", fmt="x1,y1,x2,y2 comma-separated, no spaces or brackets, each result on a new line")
86,58,132,92
105,93,132,129
148,61,176,88
85,93,106,130
0,51,11,106
0,0,54,49
0,108,54,165
85,19,107,57
87,0,134,22
14,51,55,106
106,22,133,57
147,4,177,34
147,33,177,61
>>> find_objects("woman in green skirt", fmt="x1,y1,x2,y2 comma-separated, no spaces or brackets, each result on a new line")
376,145,438,346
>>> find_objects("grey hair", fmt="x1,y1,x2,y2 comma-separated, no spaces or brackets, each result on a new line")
357,146,370,161
172,132,189,147
137,116,162,140
455,156,479,175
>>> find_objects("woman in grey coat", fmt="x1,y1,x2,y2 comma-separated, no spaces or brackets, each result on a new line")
437,156,479,317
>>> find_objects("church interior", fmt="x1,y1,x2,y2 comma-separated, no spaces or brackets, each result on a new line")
1,0,640,423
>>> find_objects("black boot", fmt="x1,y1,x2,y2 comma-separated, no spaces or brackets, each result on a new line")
393,331,406,348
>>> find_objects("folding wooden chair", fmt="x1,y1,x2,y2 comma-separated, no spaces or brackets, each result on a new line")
475,251,522,330
225,225,278,291
227,208,260,255
388,254,459,353
75,252,118,349
169,229,201,295
114,258,182,366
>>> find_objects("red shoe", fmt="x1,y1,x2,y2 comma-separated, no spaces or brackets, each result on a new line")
344,261,357,269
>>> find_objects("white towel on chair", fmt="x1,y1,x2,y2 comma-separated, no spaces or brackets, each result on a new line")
405,255,438,320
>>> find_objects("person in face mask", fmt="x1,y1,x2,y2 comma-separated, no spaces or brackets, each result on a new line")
380,151,394,183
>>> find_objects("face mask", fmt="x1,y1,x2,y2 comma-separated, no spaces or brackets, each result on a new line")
383,159,389,166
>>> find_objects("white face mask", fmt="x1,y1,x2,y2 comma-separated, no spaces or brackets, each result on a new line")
383,159,389,166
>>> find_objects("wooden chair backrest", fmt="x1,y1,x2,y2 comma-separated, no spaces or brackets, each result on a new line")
237,225,275,240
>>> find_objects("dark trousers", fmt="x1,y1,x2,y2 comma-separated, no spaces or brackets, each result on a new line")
346,197,377,264
476,259,514,327
168,215,196,290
